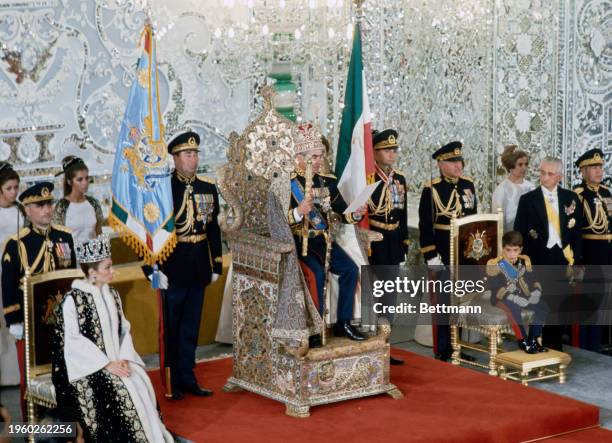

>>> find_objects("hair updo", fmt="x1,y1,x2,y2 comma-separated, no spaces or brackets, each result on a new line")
500,144,529,173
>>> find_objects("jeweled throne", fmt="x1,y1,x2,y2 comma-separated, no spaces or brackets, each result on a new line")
217,86,401,417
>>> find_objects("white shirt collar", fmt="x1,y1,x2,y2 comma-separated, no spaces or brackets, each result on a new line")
541,186,558,198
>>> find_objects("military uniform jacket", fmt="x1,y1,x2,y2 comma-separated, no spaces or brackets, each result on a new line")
288,171,358,264
513,186,583,265
486,255,541,306
574,181,612,265
2,224,76,325
367,169,409,265
160,172,223,287
418,176,478,264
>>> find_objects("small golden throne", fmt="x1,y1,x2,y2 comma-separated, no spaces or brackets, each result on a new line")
217,86,401,418
449,211,532,375
23,268,84,421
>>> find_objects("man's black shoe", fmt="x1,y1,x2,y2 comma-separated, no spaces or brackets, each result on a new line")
390,356,404,365
533,340,548,353
334,321,366,341
168,391,184,400
309,334,322,348
518,339,537,354
182,385,213,397
434,351,452,362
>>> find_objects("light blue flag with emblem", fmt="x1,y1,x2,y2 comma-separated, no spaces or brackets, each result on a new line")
109,23,176,266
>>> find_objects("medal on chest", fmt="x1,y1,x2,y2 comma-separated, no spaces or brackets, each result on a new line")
194,193,215,222
462,188,475,209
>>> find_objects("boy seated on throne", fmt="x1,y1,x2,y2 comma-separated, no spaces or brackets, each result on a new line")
486,231,550,354
287,123,368,346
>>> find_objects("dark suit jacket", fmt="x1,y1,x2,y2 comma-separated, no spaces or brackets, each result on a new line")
513,186,583,265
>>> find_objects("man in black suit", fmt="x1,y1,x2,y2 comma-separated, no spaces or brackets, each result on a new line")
573,148,612,351
418,141,478,361
514,156,583,350
144,131,223,400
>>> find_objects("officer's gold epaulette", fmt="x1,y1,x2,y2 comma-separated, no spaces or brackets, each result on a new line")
573,186,584,194
197,175,216,184
318,172,336,179
460,175,474,182
518,254,532,271
51,224,72,234
366,172,376,184
392,169,405,177
486,256,502,276
8,227,30,241
600,184,609,191
423,177,441,188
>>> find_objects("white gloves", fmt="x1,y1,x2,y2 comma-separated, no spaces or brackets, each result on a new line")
528,289,541,304
427,255,443,266
507,294,529,308
212,273,220,283
9,323,23,340
148,270,169,290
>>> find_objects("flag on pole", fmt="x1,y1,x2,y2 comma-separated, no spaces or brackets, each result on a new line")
335,22,375,229
108,23,176,266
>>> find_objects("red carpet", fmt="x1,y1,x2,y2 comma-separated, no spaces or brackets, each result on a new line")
149,349,605,443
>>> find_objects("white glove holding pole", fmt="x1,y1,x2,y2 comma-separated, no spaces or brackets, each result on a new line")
211,273,220,283
148,270,169,290
508,294,529,308
427,255,443,266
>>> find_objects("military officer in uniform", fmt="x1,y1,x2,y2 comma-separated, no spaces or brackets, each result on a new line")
368,129,409,365
418,141,478,361
514,156,583,350
2,181,76,416
288,123,367,345
149,131,223,400
573,149,612,351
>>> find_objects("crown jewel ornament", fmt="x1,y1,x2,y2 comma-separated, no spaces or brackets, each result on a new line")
75,234,112,263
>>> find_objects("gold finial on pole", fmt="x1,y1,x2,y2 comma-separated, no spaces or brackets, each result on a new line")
353,0,365,23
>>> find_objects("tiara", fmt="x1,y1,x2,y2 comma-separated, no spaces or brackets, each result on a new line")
75,234,112,264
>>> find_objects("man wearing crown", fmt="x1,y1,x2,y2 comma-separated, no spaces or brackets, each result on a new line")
418,141,478,361
573,148,611,351
2,181,76,416
288,123,368,345
367,128,409,365
143,131,223,400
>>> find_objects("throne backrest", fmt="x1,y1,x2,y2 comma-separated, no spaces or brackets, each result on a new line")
25,269,84,376
217,86,296,234
450,212,503,290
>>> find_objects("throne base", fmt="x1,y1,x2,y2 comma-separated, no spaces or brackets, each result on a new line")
226,333,402,418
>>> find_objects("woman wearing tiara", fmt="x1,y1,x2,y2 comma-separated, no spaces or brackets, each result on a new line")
492,145,535,232
0,162,23,386
53,156,104,243
52,234,173,442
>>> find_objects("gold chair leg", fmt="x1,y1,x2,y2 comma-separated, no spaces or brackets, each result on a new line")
450,325,460,365
521,370,529,386
559,364,567,384
222,381,244,393
488,330,498,376
499,365,507,380
286,404,310,418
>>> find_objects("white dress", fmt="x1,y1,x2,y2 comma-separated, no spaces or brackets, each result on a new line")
65,200,97,243
0,205,24,385
63,280,173,442
491,178,535,232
